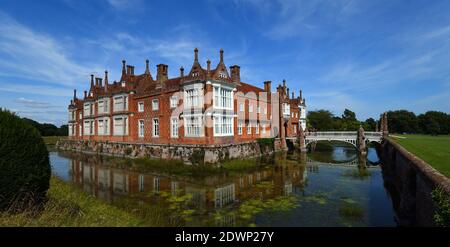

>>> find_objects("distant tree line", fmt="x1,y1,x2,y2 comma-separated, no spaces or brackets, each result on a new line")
21,118,68,136
307,109,450,135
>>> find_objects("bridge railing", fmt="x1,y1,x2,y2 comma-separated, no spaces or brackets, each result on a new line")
305,131,382,137
305,131,357,137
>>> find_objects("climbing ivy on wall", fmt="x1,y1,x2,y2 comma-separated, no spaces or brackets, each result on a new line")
431,187,450,227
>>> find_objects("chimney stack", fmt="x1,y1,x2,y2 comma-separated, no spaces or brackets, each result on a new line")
156,64,169,82
145,59,150,75
207,60,211,73
73,89,77,100
122,60,126,75
230,65,240,83
194,48,198,62
299,90,303,101
126,65,135,75
287,88,290,98
90,74,94,88
292,92,294,99
180,66,184,77
220,49,224,63
283,79,286,88
264,81,271,92
97,78,103,87
84,90,87,98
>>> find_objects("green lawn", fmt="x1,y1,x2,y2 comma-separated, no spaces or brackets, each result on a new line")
391,134,450,178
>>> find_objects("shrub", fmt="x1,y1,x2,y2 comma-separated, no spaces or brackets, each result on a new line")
0,109,51,211
256,138,275,153
431,187,450,227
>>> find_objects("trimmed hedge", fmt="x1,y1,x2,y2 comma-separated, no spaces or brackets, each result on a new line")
0,109,51,211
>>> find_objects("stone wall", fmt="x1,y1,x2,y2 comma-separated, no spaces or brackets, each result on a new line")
56,139,269,164
378,138,450,226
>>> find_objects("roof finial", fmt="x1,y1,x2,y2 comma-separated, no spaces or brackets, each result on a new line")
220,49,224,63
145,59,150,75
90,74,94,88
207,59,211,72
194,48,198,62
180,66,184,77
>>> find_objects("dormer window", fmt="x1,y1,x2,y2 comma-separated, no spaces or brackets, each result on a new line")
121,81,126,87
192,72,199,77
219,71,227,79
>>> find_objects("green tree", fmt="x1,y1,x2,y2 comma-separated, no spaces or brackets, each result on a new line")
0,109,51,211
418,111,450,135
363,118,377,131
307,110,335,130
386,110,419,134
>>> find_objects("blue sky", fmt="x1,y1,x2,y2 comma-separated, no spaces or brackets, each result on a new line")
0,0,449,126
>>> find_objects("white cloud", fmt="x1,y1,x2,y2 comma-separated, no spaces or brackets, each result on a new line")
0,12,94,87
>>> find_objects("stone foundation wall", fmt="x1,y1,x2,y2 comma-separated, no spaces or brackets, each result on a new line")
56,139,270,164
379,138,450,226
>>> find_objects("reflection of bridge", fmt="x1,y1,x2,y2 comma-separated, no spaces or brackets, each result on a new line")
306,157,377,168
286,131,383,148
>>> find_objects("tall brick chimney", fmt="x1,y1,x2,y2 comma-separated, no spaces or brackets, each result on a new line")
126,65,135,75
73,89,77,100
299,90,302,101
90,74,94,88
207,60,211,73
180,66,184,77
219,49,224,63
230,65,240,83
264,81,271,92
156,64,168,86
84,90,87,98
292,92,294,99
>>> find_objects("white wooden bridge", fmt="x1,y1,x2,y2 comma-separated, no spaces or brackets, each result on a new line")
287,131,383,148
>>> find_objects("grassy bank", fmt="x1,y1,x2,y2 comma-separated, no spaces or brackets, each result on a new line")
391,134,450,178
0,177,142,226
42,136,65,145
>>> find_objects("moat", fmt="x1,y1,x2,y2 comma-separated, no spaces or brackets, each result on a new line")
49,145,397,227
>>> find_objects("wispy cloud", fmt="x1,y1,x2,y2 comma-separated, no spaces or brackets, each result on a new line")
0,12,94,87
14,97,62,109
105,0,145,10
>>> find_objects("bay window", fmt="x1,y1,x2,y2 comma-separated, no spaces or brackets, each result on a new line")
185,116,203,137
214,116,233,136
113,95,128,112
113,116,128,136
213,85,233,109
97,118,109,135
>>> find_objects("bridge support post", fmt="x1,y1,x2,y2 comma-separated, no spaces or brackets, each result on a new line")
297,124,307,153
357,125,367,155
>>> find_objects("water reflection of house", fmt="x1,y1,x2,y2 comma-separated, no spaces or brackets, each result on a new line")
68,154,307,210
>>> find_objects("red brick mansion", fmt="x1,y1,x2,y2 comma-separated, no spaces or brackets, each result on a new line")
67,48,306,146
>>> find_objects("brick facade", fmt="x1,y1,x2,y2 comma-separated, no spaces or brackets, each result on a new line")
67,48,307,146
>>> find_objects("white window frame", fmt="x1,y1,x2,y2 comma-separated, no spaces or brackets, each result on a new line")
113,94,128,112
184,84,203,109
257,106,261,114
249,104,253,113
247,122,252,135
184,116,203,137
152,99,159,111
171,117,178,138
138,102,144,112
213,84,233,110
213,115,234,137
256,122,260,134
170,96,178,108
238,121,243,135
152,118,159,137
97,117,109,136
239,103,244,112
113,116,128,136
138,119,145,138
